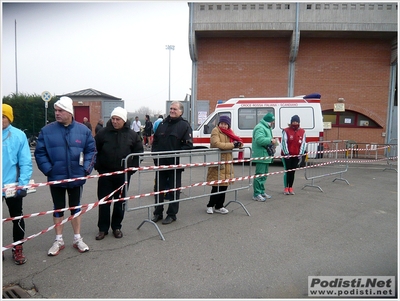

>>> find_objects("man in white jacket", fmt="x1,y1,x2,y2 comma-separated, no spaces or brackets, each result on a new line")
131,116,142,139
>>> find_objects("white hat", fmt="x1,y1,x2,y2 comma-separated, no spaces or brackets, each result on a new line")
111,106,127,122
54,96,74,115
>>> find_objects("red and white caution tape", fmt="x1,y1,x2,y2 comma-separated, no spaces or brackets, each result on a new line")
2,147,395,250
2,183,126,251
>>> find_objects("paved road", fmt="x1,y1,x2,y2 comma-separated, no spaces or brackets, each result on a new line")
2,158,397,298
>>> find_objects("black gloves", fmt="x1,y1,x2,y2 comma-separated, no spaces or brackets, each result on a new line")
233,141,241,148
265,144,276,156
15,189,27,198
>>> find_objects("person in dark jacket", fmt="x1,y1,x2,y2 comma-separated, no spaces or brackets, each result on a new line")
95,119,103,135
83,117,92,132
151,101,193,224
143,114,153,147
94,107,143,240
35,96,96,256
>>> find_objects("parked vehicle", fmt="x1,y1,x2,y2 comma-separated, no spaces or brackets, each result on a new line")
193,93,324,159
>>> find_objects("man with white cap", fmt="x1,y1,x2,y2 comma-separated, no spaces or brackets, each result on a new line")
94,106,143,240
2,103,33,264
35,96,97,256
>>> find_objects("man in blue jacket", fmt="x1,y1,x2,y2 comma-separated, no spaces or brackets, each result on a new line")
35,96,96,256
2,104,33,265
153,114,164,134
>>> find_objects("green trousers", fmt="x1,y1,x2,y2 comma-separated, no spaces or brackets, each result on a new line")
253,162,269,197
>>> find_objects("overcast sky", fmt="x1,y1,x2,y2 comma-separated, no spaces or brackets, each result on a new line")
1,1,192,114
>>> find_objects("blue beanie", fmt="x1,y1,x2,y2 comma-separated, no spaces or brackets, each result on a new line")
291,115,300,123
219,115,231,127
263,113,275,123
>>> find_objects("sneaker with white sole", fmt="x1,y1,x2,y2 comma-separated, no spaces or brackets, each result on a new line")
252,194,266,202
48,239,65,256
206,207,213,214
262,193,272,199
214,207,229,214
12,245,26,265
73,237,89,253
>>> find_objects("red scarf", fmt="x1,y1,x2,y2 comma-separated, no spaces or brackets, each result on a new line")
219,127,243,143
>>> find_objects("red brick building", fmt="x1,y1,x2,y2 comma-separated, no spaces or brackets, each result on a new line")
60,88,123,136
188,2,397,145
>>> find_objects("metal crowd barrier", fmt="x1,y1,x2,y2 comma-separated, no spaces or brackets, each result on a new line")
350,142,383,160
122,147,252,240
384,138,398,172
303,140,350,192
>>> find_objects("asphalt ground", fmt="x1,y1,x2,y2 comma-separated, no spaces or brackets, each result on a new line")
1,153,398,299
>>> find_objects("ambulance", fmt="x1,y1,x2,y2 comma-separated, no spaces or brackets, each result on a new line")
193,93,324,159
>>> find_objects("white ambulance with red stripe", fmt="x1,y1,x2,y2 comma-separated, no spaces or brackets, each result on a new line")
193,93,324,158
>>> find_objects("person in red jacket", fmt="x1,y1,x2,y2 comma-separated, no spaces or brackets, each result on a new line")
280,115,306,195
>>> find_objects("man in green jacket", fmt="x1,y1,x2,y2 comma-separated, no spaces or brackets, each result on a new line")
251,112,277,202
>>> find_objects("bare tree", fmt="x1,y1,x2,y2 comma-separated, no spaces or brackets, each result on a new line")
137,106,152,115
128,106,164,123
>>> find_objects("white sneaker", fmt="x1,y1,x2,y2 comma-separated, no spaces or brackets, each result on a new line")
206,207,214,214
262,193,272,199
48,239,65,256
214,207,229,214
73,237,89,253
252,194,266,202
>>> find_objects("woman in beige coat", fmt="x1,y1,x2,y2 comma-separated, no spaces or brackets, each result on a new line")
206,116,243,214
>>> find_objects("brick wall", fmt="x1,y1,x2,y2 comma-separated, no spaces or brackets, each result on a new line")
296,37,390,144
197,37,289,103
196,36,391,144
72,100,102,136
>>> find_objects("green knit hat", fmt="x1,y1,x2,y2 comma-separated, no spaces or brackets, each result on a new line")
263,113,275,122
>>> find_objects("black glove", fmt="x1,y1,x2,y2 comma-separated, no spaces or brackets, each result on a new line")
265,143,276,156
15,189,27,198
233,141,241,148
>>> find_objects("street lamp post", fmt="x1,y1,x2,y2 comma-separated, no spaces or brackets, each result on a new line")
15,19,18,95
165,45,175,101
